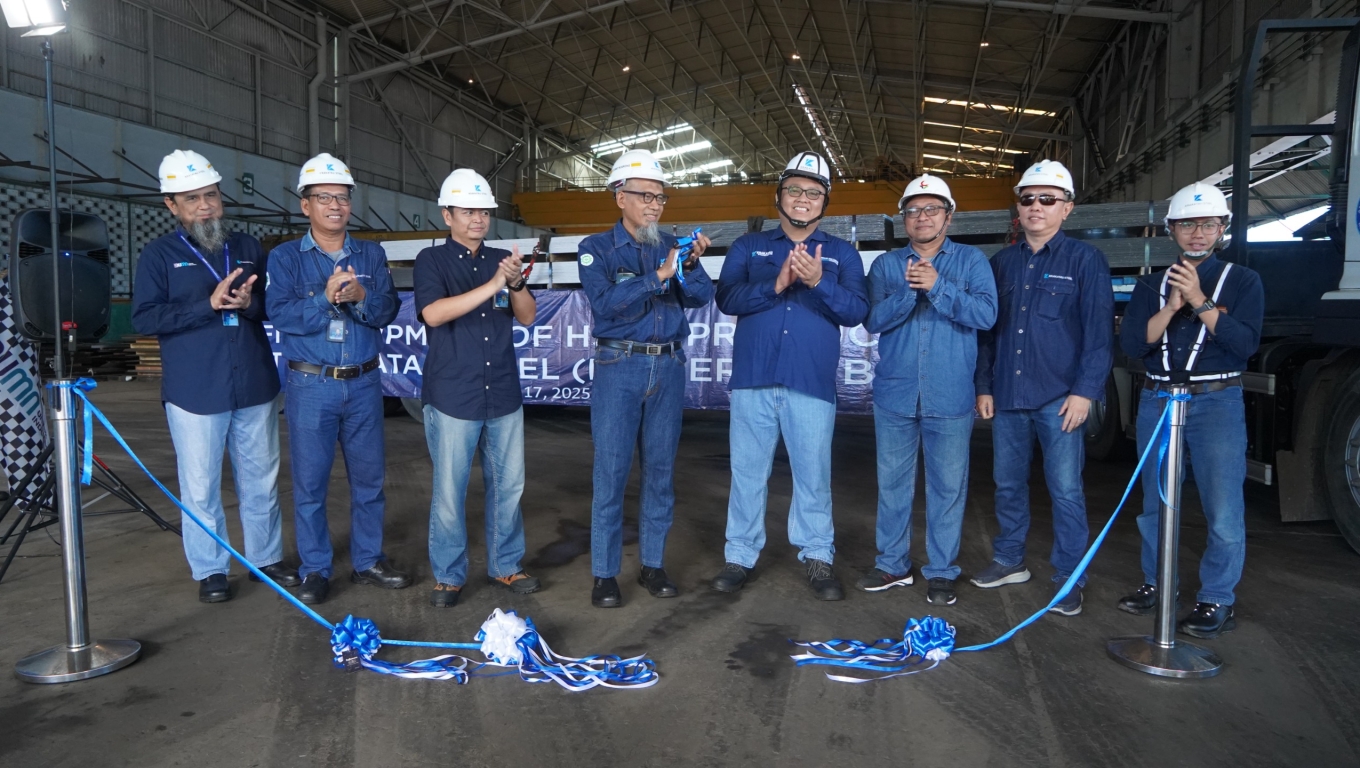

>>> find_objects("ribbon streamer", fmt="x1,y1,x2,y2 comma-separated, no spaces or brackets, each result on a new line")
55,380,659,690
792,399,1177,680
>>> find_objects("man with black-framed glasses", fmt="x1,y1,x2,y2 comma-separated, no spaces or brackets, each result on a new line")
972,159,1113,617
577,148,713,609
265,153,409,605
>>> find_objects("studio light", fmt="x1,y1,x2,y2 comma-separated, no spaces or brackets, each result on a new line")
0,0,69,36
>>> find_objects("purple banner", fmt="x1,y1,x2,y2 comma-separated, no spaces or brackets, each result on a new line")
264,290,882,413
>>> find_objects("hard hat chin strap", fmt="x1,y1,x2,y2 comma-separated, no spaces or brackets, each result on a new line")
776,195,827,230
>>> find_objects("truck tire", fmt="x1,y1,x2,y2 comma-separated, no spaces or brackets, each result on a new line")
1086,374,1125,462
1323,366,1360,554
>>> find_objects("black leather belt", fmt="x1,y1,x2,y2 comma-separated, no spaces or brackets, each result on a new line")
597,338,682,356
288,358,380,380
1143,376,1241,395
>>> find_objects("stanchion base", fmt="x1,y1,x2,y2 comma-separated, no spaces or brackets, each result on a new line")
15,639,141,684
1106,635,1223,679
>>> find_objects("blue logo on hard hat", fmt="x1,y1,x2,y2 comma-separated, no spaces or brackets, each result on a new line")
187,164,196,172
326,164,335,171
475,184,482,192
1193,193,1203,202
803,157,816,167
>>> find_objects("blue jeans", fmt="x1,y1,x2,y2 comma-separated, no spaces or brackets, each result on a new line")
284,368,387,579
725,385,837,567
590,348,685,578
165,399,283,580
990,396,1089,585
1135,387,1247,605
425,405,527,587
874,405,974,581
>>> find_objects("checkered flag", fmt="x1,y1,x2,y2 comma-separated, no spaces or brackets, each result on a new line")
0,276,48,490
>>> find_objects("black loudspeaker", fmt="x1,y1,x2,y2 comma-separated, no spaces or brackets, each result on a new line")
8,209,111,342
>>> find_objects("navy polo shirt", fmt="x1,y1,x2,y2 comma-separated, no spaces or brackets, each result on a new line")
131,229,279,415
716,226,868,403
1120,255,1264,377
975,230,1114,410
414,238,524,421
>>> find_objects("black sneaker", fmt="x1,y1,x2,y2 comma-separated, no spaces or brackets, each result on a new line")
430,582,461,608
1178,603,1236,638
805,559,844,601
489,572,541,594
1048,584,1083,616
855,567,914,593
1117,583,1159,616
710,563,751,593
926,577,957,605
591,577,622,608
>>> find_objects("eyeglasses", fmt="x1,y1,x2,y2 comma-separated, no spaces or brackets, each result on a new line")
1018,193,1063,207
782,185,825,201
903,204,949,219
307,192,352,206
1171,220,1225,234
620,190,670,205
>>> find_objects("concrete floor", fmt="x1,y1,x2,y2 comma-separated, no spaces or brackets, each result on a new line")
1,378,1358,768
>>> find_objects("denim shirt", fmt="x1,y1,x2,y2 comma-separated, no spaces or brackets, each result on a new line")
265,231,401,367
866,239,997,418
716,226,868,403
1120,255,1264,377
975,230,1113,410
577,220,714,343
131,229,279,415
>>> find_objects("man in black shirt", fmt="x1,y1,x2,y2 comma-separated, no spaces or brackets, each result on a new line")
414,169,540,607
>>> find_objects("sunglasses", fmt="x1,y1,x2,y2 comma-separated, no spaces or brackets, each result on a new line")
1018,193,1064,207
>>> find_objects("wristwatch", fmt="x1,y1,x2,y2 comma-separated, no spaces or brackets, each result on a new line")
1192,298,1216,316
508,277,528,292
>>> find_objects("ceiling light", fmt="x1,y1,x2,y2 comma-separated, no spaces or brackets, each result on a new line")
653,140,712,160
1,0,69,36
980,41,990,47
468,79,474,84
791,53,801,60
622,65,630,72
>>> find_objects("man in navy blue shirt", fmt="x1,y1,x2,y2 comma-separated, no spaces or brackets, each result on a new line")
132,149,296,604
266,153,407,605
861,175,997,607
973,160,1113,616
710,152,868,601
1118,182,1263,638
577,148,714,609
415,169,541,608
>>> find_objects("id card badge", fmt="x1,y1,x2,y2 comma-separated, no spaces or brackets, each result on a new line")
327,318,346,343
222,311,239,327
494,288,510,309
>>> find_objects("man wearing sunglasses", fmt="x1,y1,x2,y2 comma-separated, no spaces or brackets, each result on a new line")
266,153,409,605
972,160,1113,616
415,168,540,609
860,175,997,606
710,151,869,601
1117,182,1262,639
577,148,714,609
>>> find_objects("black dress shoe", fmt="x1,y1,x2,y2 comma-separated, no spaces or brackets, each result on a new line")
710,563,751,593
199,574,231,603
1117,583,1159,615
806,559,844,601
1178,602,1236,638
350,560,413,590
592,577,622,608
638,566,678,598
298,574,329,605
249,562,301,587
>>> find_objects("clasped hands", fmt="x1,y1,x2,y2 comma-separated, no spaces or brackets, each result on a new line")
209,268,255,311
774,242,825,293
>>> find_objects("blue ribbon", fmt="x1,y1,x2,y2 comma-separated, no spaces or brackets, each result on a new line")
330,615,469,681
792,399,1178,679
482,615,659,690
1154,390,1192,507
668,227,702,289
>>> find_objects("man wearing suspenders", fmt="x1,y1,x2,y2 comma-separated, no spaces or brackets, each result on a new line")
1117,182,1264,638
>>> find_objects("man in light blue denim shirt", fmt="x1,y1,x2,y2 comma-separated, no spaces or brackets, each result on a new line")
860,175,996,606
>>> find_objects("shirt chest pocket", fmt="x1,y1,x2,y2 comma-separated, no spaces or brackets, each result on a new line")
749,254,782,281
1035,277,1075,320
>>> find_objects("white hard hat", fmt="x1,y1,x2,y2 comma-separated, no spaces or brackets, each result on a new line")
159,149,223,194
779,151,833,190
606,149,667,189
899,174,955,211
297,153,355,194
1166,182,1231,224
438,168,496,208
1014,159,1075,199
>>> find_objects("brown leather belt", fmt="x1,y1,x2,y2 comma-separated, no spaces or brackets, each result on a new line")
1143,376,1241,395
288,358,380,380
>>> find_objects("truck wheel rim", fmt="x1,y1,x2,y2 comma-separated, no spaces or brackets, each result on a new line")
1347,414,1360,509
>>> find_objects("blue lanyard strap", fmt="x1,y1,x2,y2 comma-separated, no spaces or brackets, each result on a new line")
177,232,230,283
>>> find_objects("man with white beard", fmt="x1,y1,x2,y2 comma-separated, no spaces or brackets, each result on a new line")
576,148,713,609
133,149,296,603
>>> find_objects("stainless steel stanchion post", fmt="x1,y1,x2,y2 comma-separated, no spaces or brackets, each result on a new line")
1107,385,1223,678
15,382,141,683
